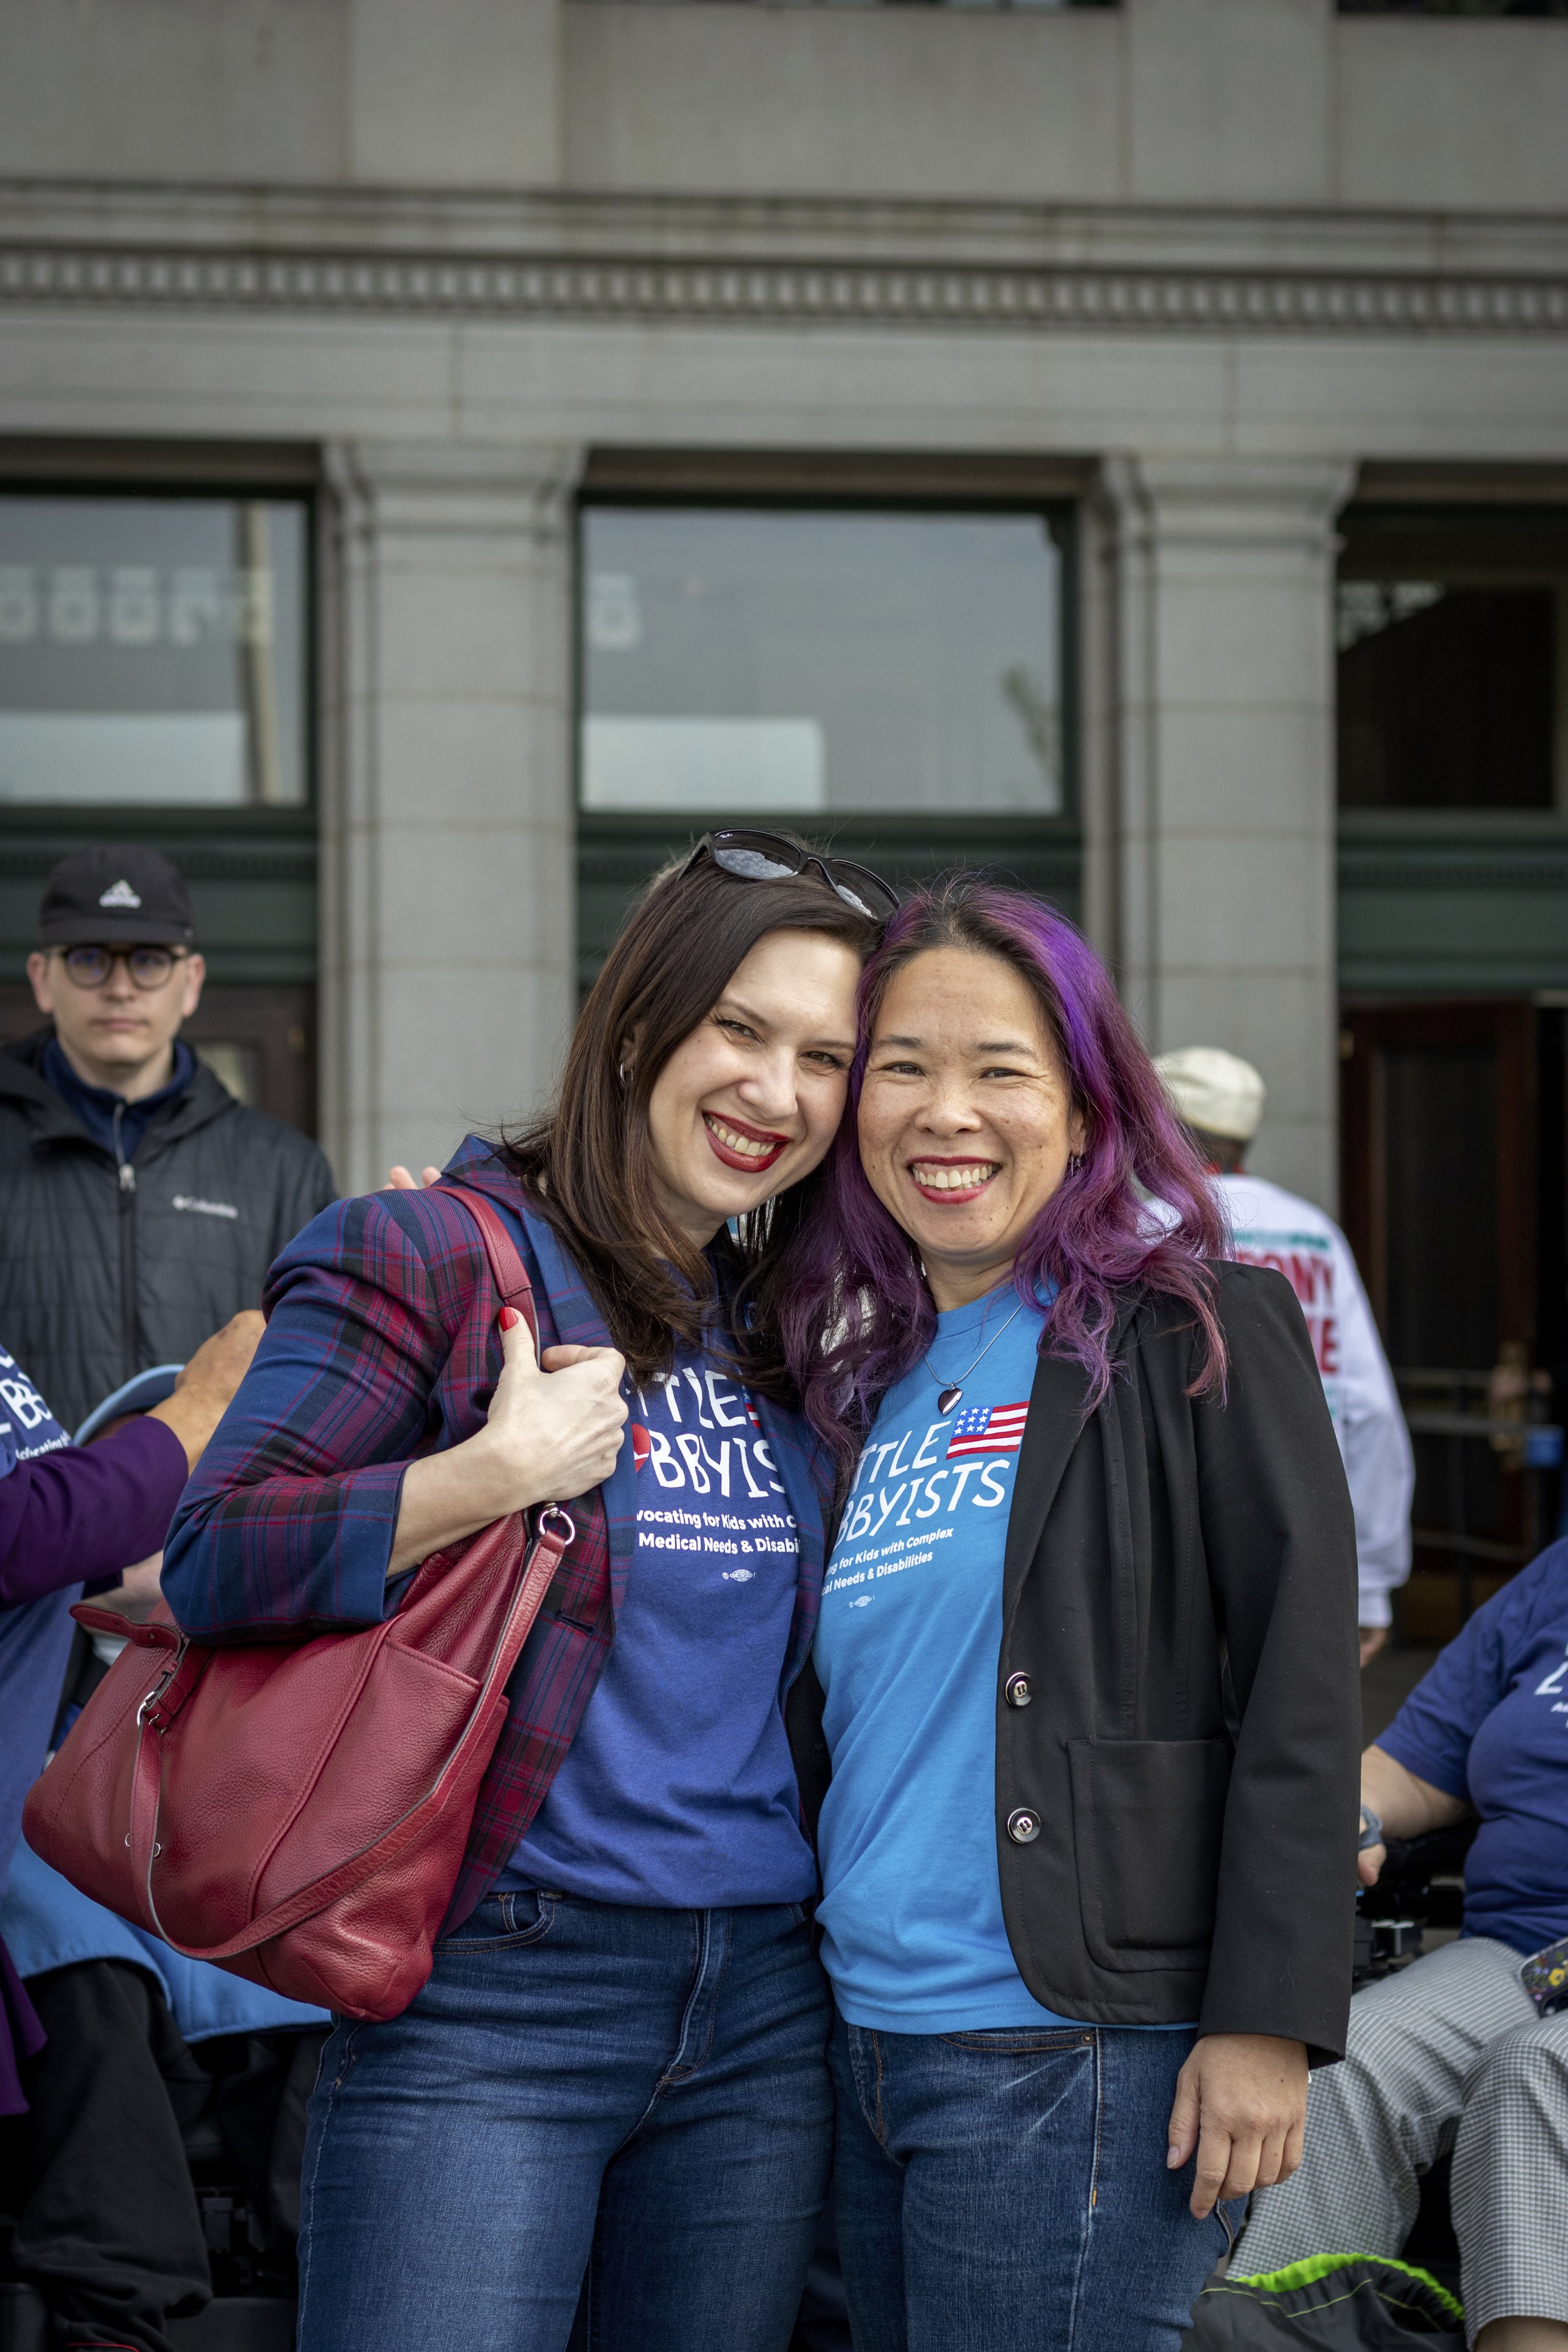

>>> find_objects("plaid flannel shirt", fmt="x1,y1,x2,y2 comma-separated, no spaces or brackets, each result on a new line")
162,1135,833,1927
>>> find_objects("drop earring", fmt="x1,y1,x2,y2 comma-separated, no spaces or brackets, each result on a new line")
1066,1151,1084,1175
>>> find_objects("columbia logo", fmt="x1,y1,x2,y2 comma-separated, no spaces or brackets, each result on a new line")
172,1194,239,1221
98,879,142,909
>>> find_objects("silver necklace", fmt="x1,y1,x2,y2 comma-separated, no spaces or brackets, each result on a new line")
923,1295,1025,1417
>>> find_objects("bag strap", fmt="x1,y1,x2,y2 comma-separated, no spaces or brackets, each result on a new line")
129,1179,565,1963
435,1180,538,1339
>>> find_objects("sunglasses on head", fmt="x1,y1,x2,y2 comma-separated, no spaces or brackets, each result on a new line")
682,831,899,926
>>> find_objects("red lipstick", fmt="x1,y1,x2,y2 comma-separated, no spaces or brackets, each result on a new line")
703,1111,791,1174
906,1155,1000,1206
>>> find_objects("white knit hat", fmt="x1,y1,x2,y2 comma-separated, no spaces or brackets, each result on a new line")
1152,1047,1266,1145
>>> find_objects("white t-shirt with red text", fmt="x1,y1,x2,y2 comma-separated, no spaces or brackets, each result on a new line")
1217,1172,1413,1628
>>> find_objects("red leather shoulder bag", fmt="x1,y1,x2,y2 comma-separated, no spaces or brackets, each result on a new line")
22,1184,571,2023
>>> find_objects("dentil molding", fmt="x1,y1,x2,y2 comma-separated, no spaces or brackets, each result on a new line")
3,242,1567,338
4,179,1564,338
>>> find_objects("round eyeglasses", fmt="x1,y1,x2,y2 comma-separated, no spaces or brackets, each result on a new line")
682,830,899,925
53,945,189,991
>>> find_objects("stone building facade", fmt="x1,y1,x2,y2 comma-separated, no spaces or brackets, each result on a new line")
1,0,1564,1247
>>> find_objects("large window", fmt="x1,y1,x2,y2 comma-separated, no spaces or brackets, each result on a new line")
581,506,1066,817
1337,508,1568,811
0,496,309,808
0,478,319,1132
576,500,1076,981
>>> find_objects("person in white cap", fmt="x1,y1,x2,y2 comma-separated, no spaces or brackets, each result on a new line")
1153,1047,1414,1666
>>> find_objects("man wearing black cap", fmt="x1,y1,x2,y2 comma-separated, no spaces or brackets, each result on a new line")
0,844,335,1431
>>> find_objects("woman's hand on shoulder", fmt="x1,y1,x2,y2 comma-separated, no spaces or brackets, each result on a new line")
386,1313,628,1576
148,1311,266,1471
473,1310,628,1515
1166,2032,1308,2220
378,1162,629,1500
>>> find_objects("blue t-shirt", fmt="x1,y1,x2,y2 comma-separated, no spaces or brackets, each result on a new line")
504,1340,817,1909
1378,1542,1568,1957
812,1286,1087,2032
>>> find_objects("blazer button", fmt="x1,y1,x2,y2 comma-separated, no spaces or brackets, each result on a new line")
1006,1808,1041,1845
1004,1672,1032,1708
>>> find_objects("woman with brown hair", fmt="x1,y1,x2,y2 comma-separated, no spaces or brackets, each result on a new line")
161,834,893,2352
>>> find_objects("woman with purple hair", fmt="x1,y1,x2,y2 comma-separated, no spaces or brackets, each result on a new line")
778,874,1361,2352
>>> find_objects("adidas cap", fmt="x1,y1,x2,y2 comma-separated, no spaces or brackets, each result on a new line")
38,843,198,948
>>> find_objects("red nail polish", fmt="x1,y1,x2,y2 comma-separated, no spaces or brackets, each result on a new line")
499,1306,519,1330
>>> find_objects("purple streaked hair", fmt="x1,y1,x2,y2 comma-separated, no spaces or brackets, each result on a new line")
773,873,1228,1465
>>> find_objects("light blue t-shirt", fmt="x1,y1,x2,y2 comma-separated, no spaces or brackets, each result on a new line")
813,1286,1080,2032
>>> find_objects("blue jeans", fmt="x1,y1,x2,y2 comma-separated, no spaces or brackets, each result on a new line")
296,1890,832,2352
831,2013,1242,2352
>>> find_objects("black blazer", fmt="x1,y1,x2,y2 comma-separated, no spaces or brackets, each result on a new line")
787,1261,1361,2065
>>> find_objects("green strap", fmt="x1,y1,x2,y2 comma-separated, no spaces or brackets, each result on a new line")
1226,2249,1464,2324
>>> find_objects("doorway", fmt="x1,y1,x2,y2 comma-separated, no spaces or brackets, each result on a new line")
1340,999,1565,1640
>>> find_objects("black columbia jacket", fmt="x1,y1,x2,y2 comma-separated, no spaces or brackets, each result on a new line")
0,1029,336,1434
788,1261,1361,2065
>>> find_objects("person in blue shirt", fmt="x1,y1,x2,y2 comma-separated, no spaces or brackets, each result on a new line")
164,832,893,2352
1238,1547,1568,2350
784,875,1360,2352
0,1317,319,2352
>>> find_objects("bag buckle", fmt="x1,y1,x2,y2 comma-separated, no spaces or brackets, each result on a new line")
538,1505,576,1546
136,1660,181,1734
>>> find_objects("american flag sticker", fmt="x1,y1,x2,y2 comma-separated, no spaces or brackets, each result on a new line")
946,1402,1030,1458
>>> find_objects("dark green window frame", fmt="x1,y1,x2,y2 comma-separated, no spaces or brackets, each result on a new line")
1336,495,1568,998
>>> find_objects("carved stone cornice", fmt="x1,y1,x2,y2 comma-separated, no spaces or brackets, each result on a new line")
3,240,1565,336
1,181,1565,339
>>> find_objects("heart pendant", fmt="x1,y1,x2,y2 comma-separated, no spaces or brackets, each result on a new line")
937,1384,962,1416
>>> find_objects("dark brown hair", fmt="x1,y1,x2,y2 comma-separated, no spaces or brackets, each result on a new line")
503,845,880,1393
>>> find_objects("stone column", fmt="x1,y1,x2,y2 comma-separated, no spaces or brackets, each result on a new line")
1098,457,1355,1210
319,441,583,1195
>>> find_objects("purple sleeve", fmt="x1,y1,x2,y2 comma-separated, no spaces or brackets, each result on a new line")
0,1417,189,1608
0,1932,46,2116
